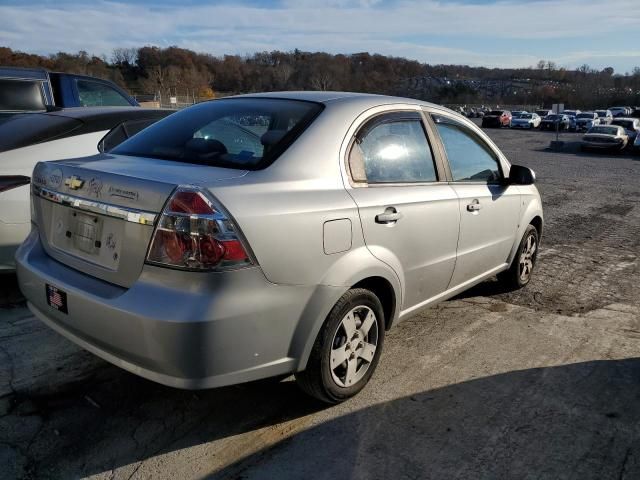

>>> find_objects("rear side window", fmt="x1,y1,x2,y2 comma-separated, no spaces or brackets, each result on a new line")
350,113,437,184
112,98,324,170
77,80,131,107
0,79,46,111
432,114,502,183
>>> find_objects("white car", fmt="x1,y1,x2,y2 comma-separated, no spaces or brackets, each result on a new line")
610,118,640,143
0,107,172,270
510,113,541,129
595,110,613,125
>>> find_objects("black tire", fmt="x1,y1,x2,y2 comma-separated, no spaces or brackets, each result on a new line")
497,225,539,289
295,288,386,404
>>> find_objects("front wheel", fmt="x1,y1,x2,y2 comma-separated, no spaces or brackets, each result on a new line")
295,288,386,403
498,225,539,289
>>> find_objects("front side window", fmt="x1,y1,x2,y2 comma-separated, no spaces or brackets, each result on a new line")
112,98,323,169
350,114,437,183
77,80,131,107
432,114,502,183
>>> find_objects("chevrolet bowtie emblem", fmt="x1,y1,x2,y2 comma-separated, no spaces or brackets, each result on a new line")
65,175,84,190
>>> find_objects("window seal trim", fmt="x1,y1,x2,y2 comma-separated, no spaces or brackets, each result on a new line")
424,109,507,183
345,109,443,187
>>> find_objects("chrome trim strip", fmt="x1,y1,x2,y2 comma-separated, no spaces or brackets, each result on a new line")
32,185,157,226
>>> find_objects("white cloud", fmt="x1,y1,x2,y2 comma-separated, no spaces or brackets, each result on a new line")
0,0,638,70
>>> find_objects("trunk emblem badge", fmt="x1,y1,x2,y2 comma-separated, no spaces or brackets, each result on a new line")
65,176,84,190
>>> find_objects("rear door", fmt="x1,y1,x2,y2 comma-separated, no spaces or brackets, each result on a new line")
345,109,460,311
427,112,521,288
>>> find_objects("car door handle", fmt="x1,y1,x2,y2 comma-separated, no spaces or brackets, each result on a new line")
467,200,482,212
375,207,402,224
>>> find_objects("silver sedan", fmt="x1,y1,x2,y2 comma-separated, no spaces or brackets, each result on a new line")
17,92,543,403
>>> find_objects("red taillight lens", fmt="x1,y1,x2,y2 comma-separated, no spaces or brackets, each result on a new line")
146,188,252,271
168,190,214,214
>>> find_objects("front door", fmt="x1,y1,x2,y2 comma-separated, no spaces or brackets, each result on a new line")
429,113,521,288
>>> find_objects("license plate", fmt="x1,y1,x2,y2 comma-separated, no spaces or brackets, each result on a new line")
46,284,68,314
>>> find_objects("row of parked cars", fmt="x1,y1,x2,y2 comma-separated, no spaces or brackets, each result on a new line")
478,106,640,152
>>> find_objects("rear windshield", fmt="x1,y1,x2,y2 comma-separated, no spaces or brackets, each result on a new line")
545,115,561,120
577,113,594,119
516,114,532,119
489,111,503,116
0,79,46,112
112,98,324,170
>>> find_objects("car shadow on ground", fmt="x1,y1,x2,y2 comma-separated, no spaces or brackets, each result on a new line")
215,359,640,480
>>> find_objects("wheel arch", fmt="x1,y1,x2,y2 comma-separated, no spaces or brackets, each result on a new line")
290,250,402,372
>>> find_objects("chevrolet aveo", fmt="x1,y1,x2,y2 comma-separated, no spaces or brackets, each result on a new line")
17,92,543,403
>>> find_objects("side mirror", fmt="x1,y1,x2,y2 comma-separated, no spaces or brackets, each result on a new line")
509,164,536,185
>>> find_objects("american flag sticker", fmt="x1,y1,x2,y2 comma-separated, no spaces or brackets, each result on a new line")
46,284,68,314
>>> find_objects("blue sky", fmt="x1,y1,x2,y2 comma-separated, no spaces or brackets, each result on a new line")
1,0,639,73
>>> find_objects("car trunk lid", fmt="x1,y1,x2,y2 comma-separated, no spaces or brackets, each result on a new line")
31,154,248,287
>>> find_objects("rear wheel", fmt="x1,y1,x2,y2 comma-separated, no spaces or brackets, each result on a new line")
498,225,539,289
295,288,385,403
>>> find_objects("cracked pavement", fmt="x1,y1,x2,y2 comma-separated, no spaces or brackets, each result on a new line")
1,126,639,479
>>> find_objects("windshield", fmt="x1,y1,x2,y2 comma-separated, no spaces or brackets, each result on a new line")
577,113,594,119
596,111,607,116
612,120,634,129
112,98,324,170
545,115,561,120
588,126,618,135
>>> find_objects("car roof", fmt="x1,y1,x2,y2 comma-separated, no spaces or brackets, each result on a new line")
42,106,171,120
229,91,443,109
0,66,49,81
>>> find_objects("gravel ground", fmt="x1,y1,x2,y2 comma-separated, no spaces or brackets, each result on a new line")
1,125,639,480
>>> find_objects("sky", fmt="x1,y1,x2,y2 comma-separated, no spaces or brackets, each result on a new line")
1,0,639,73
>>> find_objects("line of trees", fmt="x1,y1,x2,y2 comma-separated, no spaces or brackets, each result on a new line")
1,45,639,108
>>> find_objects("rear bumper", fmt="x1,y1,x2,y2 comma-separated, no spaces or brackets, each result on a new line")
16,228,343,389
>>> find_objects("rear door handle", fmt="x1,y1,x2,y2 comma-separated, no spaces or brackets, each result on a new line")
467,200,482,212
375,207,402,224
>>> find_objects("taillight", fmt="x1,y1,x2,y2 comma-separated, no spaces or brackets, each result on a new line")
0,175,30,193
146,187,253,271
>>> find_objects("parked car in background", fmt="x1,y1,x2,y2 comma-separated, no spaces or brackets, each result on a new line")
540,114,570,131
595,110,613,125
15,92,543,403
608,107,628,118
0,67,138,118
482,110,512,128
576,112,600,131
510,112,541,129
581,125,628,151
0,107,172,270
562,112,578,131
535,109,551,118
634,131,640,152
511,110,528,117
610,118,640,143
